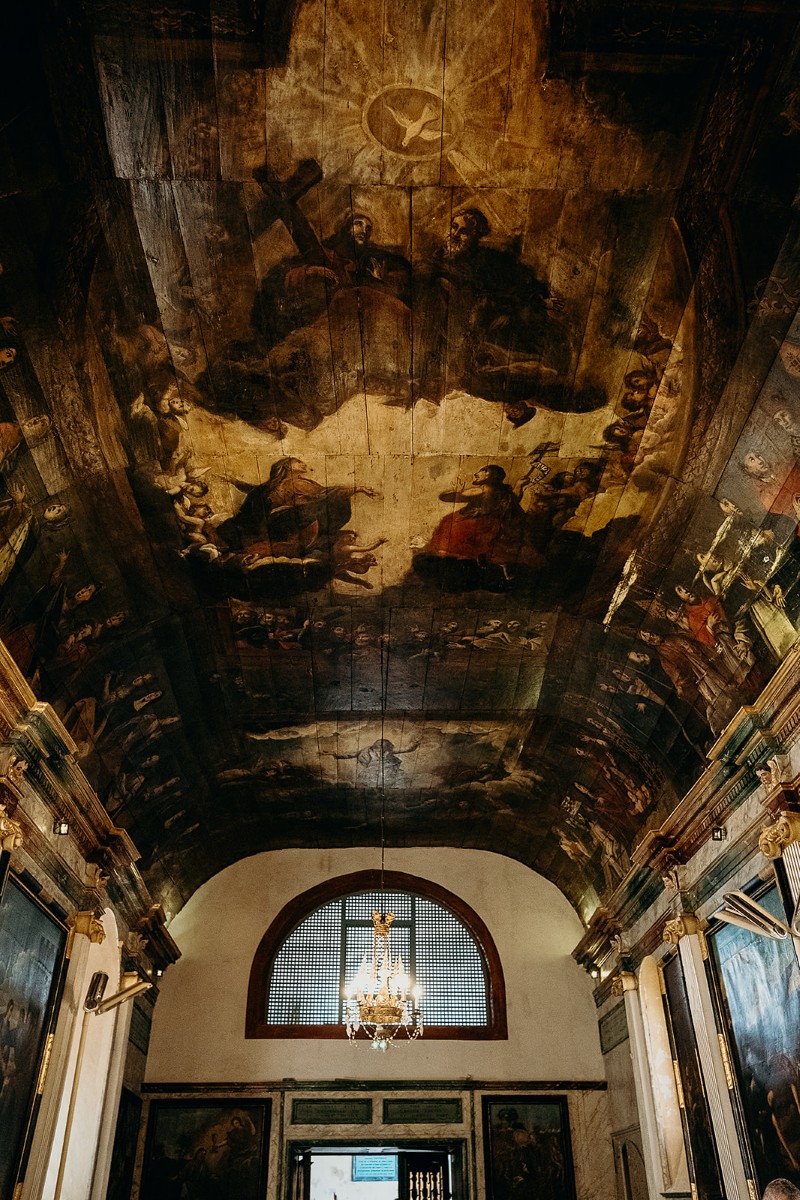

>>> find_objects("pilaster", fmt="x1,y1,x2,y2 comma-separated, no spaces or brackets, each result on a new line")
610,971,664,1200
667,919,756,1200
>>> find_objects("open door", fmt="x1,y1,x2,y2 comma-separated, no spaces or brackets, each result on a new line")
398,1151,450,1200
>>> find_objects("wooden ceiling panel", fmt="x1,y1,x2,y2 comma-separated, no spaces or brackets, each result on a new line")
0,0,798,918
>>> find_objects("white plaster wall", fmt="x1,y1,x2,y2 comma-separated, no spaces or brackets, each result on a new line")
146,847,604,1082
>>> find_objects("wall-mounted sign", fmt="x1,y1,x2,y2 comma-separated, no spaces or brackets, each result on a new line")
352,1155,398,1181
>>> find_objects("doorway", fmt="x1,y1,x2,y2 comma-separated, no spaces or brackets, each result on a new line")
288,1142,465,1200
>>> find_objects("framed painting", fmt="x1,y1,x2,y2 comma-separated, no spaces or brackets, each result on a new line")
106,1088,143,1200
141,1099,271,1199
0,874,68,1200
661,953,724,1200
707,883,800,1192
482,1095,576,1200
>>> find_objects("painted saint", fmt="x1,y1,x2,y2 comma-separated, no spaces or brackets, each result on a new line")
412,465,544,593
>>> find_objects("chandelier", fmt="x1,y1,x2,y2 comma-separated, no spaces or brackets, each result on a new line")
345,711,424,1050
345,909,423,1050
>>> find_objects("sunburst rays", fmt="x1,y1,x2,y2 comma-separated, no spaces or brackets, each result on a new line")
262,0,541,190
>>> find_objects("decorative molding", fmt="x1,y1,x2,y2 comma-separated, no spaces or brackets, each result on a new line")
0,638,167,934
136,905,181,972
631,646,800,876
574,641,800,972
141,1079,609,1094
573,906,622,975
758,781,800,819
631,832,688,895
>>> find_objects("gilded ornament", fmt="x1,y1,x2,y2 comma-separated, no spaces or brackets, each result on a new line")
610,971,637,996
69,910,106,945
759,820,785,859
759,810,800,859
776,809,800,848
663,914,701,945
0,803,23,852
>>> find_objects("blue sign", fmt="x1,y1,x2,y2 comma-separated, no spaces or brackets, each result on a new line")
352,1155,398,1182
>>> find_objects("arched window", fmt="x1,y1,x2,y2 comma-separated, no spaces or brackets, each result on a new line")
246,870,507,1040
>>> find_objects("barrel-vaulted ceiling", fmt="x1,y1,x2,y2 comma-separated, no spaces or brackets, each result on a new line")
1,0,800,920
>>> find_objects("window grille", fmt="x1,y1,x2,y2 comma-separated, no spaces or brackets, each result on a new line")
266,889,489,1026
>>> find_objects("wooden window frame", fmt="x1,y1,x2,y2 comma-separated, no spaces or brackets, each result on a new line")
245,870,508,1040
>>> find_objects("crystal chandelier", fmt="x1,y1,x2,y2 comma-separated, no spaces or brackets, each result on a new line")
344,714,424,1050
345,909,423,1051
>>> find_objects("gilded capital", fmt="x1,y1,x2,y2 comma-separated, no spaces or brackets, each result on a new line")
776,810,800,849
610,971,638,997
69,910,106,945
0,803,23,852
759,820,785,859
759,810,800,859
663,913,701,945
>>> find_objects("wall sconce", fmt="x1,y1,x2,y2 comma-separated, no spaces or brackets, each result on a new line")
153,967,164,978
711,826,727,842
53,816,70,836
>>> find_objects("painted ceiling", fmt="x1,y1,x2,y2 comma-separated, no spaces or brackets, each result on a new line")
1,0,800,921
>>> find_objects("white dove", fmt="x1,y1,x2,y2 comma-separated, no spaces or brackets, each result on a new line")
384,101,442,148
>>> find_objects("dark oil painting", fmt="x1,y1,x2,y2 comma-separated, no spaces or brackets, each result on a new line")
141,1099,270,1200
482,1095,576,1200
662,953,724,1200
0,876,67,1200
708,886,800,1192
106,1087,143,1200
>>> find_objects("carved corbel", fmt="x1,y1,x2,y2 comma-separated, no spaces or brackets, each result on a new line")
69,910,106,945
766,755,791,787
759,810,800,860
661,863,686,895
135,904,181,972
0,802,23,852
84,862,110,891
610,971,638,997
0,746,28,810
663,913,702,945
610,932,627,956
125,931,149,957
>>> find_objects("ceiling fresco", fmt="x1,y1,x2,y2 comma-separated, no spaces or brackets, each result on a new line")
0,0,799,920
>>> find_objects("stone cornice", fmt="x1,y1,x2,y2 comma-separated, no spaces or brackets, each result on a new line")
136,905,182,971
0,640,179,965
573,906,621,974
630,648,800,893
575,643,800,981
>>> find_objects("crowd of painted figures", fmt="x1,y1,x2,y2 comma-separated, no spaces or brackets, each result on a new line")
0,202,798,906
93,202,676,597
